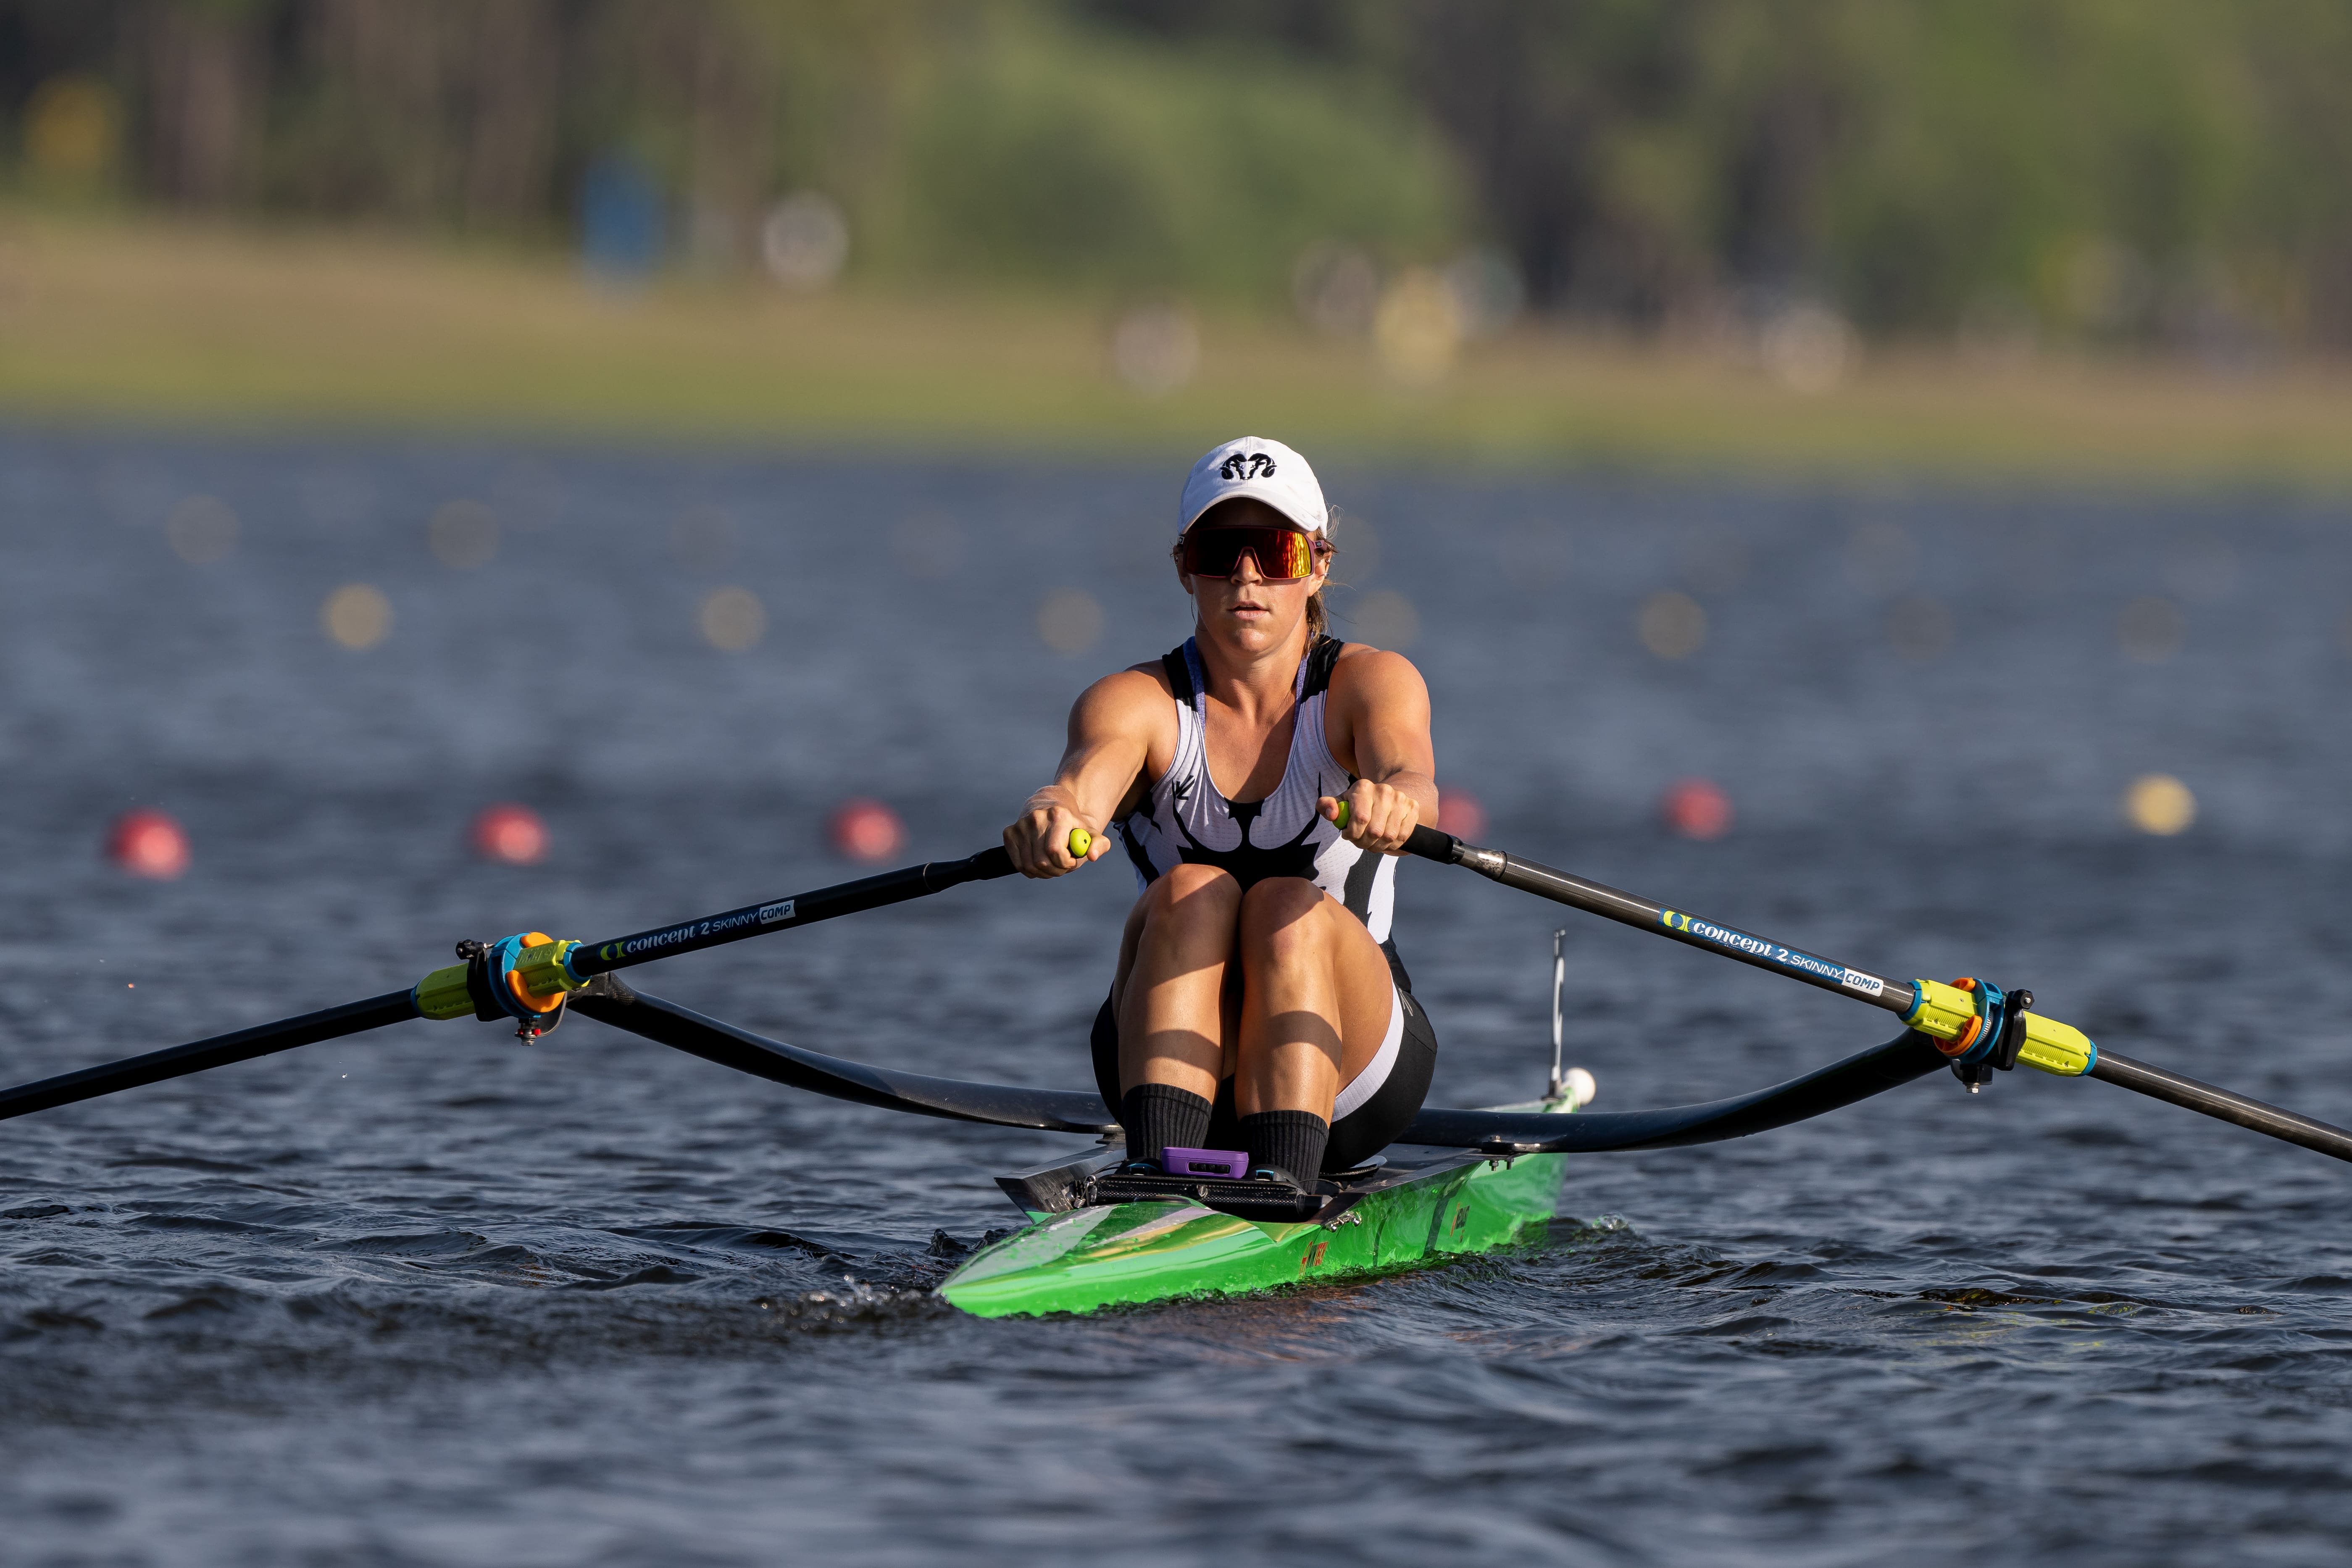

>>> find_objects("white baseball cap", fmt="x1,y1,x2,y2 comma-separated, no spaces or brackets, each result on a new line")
1177,437,1328,539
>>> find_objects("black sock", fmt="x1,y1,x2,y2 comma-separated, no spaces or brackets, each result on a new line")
1240,1110,1329,1183
1121,1084,1212,1166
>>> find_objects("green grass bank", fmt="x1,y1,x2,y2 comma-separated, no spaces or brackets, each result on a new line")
3,210,2348,487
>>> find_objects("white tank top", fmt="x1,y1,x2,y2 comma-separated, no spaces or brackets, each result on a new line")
1114,636,1399,948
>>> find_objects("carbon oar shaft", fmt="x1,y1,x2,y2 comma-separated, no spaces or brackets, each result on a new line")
1398,826,1912,1016
2091,1050,2352,1164
564,847,1018,978
0,990,418,1123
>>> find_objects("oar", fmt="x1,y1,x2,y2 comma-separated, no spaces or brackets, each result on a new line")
1389,820,2352,1164
0,832,1092,1123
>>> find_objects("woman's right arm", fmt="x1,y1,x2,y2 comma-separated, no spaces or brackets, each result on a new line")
1004,668,1166,879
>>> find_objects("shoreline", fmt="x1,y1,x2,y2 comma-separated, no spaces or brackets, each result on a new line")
3,208,2348,488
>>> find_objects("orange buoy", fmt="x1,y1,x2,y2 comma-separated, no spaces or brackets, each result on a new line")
1660,778,1732,841
108,810,190,880
829,798,906,863
1434,789,1487,840
471,804,547,866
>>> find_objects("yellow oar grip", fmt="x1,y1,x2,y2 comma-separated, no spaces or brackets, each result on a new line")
1333,801,1351,829
1902,978,2094,1076
1068,828,1092,858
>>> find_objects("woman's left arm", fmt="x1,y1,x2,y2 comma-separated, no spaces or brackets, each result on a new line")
1318,648,1438,854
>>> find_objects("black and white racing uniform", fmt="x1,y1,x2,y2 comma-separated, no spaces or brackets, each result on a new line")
1088,634,1436,1170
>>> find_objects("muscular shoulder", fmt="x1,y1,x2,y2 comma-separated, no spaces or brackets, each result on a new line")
1068,662,1174,740
1326,643,1428,713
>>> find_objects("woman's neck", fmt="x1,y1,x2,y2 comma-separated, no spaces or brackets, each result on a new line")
1192,623,1310,723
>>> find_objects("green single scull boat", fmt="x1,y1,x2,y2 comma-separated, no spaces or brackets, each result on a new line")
937,926,1591,1317
936,1089,1581,1318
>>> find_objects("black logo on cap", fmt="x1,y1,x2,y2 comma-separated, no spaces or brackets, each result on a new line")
1219,452,1276,481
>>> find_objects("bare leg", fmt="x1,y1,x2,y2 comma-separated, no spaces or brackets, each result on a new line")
1231,877,1395,1120
1112,863,1242,1102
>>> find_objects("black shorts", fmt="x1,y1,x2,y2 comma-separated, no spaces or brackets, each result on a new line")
1088,947,1438,1174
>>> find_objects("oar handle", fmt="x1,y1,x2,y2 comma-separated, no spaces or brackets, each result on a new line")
1402,823,1458,861
1327,800,1457,865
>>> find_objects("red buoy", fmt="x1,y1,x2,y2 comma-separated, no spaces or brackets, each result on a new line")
108,810,189,880
1660,778,1732,840
829,798,906,863
1435,789,1487,840
471,804,547,866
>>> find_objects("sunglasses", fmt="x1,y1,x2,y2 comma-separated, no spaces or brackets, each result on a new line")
1179,526,1326,582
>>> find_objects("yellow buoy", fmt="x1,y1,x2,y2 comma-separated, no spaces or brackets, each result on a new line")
2123,774,2195,836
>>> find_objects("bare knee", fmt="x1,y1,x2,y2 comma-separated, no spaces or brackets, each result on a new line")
1237,876,1331,973
1140,864,1241,947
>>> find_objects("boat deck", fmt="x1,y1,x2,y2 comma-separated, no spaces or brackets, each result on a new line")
939,1099,1578,1318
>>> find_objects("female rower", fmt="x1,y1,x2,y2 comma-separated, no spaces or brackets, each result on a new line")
1003,437,1439,1191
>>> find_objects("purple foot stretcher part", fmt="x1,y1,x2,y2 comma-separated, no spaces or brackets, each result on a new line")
1161,1147,1250,1179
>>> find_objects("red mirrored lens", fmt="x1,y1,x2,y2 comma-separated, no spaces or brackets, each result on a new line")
1180,526,1315,581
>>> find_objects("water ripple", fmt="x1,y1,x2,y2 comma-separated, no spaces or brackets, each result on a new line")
3,432,2352,1563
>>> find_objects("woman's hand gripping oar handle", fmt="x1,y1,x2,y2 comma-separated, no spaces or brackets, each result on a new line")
1394,822,2352,1165
0,833,1093,1123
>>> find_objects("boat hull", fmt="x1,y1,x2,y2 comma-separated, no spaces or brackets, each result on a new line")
937,1146,1569,1318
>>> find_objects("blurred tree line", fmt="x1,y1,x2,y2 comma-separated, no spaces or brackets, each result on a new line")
4,0,2349,352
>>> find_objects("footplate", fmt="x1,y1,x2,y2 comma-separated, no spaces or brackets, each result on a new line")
1086,1168,1344,1224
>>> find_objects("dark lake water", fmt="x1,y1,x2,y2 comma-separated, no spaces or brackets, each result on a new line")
4,427,2351,1565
